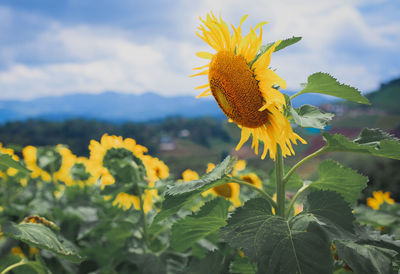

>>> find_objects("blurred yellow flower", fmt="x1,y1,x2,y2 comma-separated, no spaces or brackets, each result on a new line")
240,173,262,189
202,163,241,207
193,13,305,159
89,134,148,186
367,191,395,210
113,192,140,211
181,169,199,182
11,247,24,258
142,155,169,187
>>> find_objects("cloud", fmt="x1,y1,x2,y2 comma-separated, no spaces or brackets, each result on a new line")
0,0,399,100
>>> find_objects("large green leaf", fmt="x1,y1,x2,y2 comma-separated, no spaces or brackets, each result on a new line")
290,105,334,129
1,222,83,262
230,257,257,274
153,156,236,223
0,153,31,174
302,191,355,238
295,72,370,104
308,160,368,204
171,198,230,252
184,251,227,274
323,128,400,160
334,240,397,274
220,198,333,273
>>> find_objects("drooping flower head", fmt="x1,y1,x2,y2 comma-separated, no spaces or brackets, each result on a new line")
193,13,306,159
89,134,168,213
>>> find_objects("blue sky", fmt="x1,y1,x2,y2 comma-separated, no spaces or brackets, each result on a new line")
0,0,399,100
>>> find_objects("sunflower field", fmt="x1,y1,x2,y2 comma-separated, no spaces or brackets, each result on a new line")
1,12,400,274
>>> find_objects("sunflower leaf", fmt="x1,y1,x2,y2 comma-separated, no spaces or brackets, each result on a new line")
323,128,400,160
0,153,31,174
170,197,230,252
230,256,257,274
334,240,397,274
290,104,334,129
307,160,368,205
1,222,84,262
220,198,334,273
295,72,370,104
274,36,302,52
153,156,236,223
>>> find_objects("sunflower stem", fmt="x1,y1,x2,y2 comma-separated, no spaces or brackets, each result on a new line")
1,259,28,274
275,145,285,218
285,183,312,218
282,147,326,185
231,178,277,210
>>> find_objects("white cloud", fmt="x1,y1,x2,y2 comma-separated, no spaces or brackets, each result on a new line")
0,0,399,99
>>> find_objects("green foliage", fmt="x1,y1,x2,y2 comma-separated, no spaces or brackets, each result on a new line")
290,104,334,129
229,256,257,274
296,72,370,104
221,197,334,273
153,155,236,223
171,198,230,252
1,222,83,262
323,128,400,160
334,240,397,274
275,36,302,52
308,160,368,204
0,153,31,174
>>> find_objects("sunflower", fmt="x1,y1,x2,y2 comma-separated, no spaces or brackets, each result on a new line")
193,13,306,159
202,163,241,207
55,147,97,187
240,173,262,189
89,134,160,213
89,134,148,186
22,145,65,182
367,191,395,210
0,142,20,177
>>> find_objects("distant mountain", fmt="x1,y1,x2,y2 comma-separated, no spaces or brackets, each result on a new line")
0,91,335,123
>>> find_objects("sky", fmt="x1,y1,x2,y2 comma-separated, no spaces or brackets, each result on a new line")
0,0,399,100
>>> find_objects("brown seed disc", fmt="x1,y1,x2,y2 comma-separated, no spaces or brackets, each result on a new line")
209,50,269,128
213,184,232,198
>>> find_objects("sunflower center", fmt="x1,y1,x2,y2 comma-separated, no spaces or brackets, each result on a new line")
209,51,269,128
213,184,232,198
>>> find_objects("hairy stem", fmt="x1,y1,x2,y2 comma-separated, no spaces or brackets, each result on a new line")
275,146,285,218
282,147,326,184
1,259,28,274
285,183,312,218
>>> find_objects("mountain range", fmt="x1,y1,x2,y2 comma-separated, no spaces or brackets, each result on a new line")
0,89,360,123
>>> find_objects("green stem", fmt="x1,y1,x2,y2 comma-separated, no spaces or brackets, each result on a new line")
290,93,300,101
282,147,326,184
138,191,149,249
285,183,312,218
231,178,277,210
275,146,285,218
1,259,28,274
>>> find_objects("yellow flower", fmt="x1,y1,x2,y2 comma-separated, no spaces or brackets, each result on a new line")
181,169,199,182
23,145,65,182
367,191,395,210
113,192,140,211
240,173,262,189
142,155,169,187
54,147,96,187
193,13,306,159
89,134,148,186
90,134,161,213
202,163,241,207
0,143,21,177
11,247,25,258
